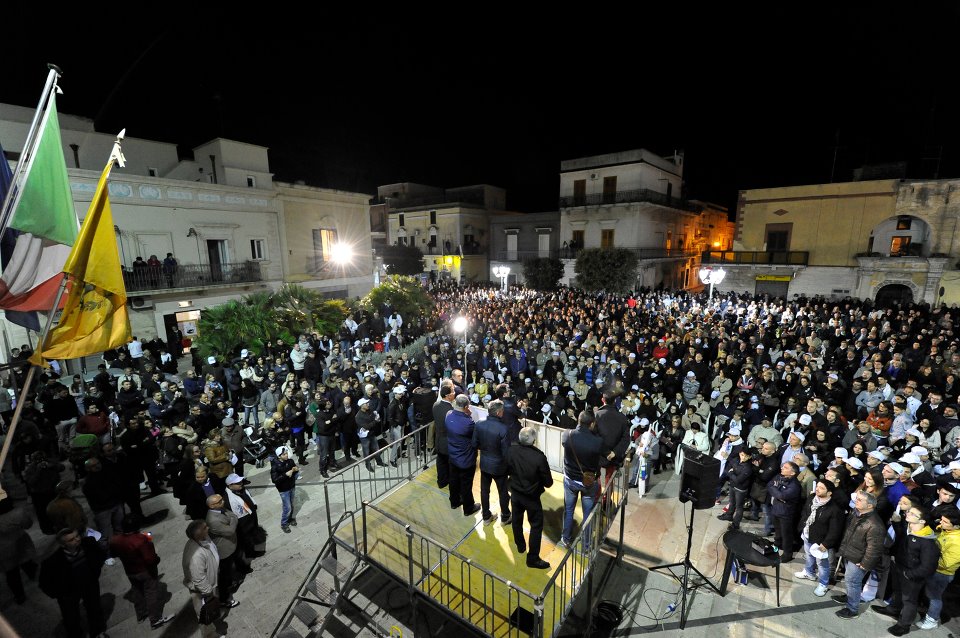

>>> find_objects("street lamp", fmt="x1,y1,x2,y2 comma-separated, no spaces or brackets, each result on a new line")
698,266,726,302
331,243,353,264
492,265,510,292
452,315,468,385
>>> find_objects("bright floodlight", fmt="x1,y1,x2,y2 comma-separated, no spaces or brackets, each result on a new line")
453,316,468,333
331,243,353,264
492,265,511,278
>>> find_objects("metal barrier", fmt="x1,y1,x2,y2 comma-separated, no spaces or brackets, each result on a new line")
283,418,628,638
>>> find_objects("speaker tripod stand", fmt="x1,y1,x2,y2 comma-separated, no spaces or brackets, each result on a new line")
649,503,720,629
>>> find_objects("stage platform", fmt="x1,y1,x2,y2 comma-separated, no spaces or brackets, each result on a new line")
336,465,589,637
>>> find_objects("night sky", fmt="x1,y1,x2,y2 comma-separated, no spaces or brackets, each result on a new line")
3,5,958,216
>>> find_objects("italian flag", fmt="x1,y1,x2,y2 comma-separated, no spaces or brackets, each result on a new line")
0,93,78,328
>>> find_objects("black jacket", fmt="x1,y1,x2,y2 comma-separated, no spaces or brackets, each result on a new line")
472,415,510,476
432,399,453,454
797,495,845,549
595,404,630,467
507,442,553,498
895,528,940,582
39,537,105,599
750,453,780,503
726,458,755,491
562,427,606,483
271,458,298,492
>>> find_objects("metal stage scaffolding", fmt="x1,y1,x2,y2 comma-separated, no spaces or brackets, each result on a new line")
273,420,628,638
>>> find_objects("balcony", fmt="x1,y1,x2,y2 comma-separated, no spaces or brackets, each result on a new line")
701,250,809,266
559,188,700,212
124,262,262,293
493,246,700,262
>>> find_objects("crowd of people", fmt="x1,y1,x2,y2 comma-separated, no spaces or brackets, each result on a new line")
4,281,960,635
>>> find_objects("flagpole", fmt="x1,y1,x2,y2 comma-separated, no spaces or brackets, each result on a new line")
0,64,62,234
0,128,125,487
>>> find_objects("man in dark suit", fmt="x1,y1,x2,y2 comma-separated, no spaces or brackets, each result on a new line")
508,425,554,569
472,400,512,524
432,380,456,489
39,528,107,638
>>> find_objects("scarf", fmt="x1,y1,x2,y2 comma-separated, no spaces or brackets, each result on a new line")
802,494,829,540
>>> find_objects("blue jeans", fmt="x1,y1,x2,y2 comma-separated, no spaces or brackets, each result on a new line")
359,434,381,465
844,560,867,613
279,489,294,526
924,571,952,621
562,476,599,545
242,405,260,427
803,540,831,586
387,425,403,462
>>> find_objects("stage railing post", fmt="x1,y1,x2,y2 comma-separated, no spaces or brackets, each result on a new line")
362,501,369,557
533,596,544,638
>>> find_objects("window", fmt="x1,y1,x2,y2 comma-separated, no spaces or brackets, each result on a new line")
430,210,437,225
666,231,672,250
765,223,792,252
601,229,615,248
572,230,584,248
246,176,256,188
890,236,912,255
250,239,266,260
602,176,617,204
538,233,550,257
573,179,586,206
313,228,339,262
147,167,158,177
896,218,912,230
506,234,517,261
398,213,405,227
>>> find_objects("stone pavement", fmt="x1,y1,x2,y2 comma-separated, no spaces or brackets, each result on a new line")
4,449,960,637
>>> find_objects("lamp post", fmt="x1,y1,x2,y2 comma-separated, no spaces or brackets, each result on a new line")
452,315,468,383
492,265,510,293
698,266,726,302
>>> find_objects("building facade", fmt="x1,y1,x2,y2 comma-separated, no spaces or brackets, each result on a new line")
558,149,734,289
488,211,562,286
719,178,958,305
0,102,373,361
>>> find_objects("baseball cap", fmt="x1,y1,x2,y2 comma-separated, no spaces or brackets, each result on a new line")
225,474,244,485
845,457,864,470
357,398,370,406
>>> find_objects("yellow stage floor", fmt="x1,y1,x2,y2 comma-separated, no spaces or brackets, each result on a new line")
336,466,588,637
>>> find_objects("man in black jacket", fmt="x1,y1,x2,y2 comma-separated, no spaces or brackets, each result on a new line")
432,381,455,489
834,491,886,618
767,461,802,562
508,425,553,569
39,528,107,638
271,447,299,533
595,391,630,489
872,504,941,635
472,400,511,524
718,448,754,530
560,411,613,548
795,478,845,596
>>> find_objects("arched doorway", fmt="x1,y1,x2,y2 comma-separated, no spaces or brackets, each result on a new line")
875,284,913,307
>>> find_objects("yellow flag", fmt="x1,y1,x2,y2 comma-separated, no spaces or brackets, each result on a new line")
30,162,130,365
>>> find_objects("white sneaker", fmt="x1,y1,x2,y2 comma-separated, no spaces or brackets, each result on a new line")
916,616,938,630
814,583,829,597
794,570,816,581
104,557,116,566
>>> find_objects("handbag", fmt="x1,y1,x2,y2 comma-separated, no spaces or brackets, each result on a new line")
569,438,597,488
199,595,221,624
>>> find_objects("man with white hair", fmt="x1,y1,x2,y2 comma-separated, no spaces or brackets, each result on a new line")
778,431,806,467
508,425,553,569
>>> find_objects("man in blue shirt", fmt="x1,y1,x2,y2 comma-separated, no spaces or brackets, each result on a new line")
445,395,481,516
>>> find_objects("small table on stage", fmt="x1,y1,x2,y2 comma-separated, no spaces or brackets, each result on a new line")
717,529,781,606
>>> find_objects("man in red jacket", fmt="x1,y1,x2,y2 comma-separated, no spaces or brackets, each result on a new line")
108,515,173,629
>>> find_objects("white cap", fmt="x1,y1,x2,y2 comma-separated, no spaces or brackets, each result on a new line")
905,427,923,438
541,403,551,413
240,349,249,358
912,446,929,457
949,461,960,471
728,425,742,436
628,352,636,358
674,359,682,367
798,414,812,425
835,447,849,459
900,453,921,465
845,457,864,470
208,356,216,364
631,384,639,391
687,371,696,378
791,430,806,443
567,390,575,396
639,418,650,426
867,450,886,461
225,473,244,485
658,358,667,365
357,398,370,406
275,446,290,457
888,462,905,474
650,373,658,379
